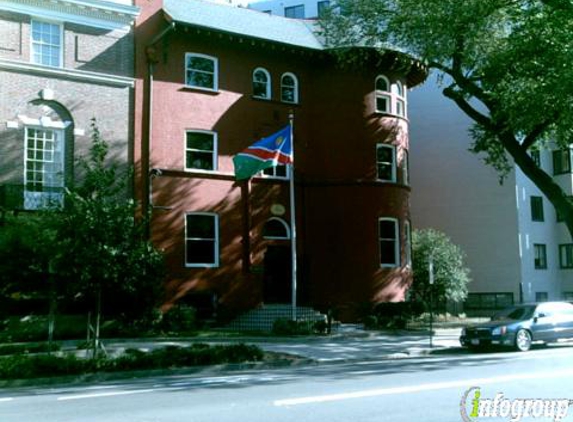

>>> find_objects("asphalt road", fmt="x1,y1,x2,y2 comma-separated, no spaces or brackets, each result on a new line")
1,344,573,422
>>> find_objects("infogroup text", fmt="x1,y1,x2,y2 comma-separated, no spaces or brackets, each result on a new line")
460,387,572,422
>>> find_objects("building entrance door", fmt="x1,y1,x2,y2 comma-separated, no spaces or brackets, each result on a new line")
263,245,291,303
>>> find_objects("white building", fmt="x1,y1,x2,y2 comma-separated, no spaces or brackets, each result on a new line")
247,0,573,312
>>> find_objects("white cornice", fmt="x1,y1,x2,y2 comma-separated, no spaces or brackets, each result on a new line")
0,58,135,87
0,0,140,31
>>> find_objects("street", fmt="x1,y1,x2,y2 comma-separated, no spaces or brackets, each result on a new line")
1,344,572,422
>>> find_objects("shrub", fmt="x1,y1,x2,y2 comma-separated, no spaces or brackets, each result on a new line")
160,305,198,333
0,342,60,356
0,343,265,380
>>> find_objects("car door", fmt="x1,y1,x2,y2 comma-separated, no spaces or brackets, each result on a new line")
530,305,555,342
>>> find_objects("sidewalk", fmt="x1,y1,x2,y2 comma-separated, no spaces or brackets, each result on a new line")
90,325,463,363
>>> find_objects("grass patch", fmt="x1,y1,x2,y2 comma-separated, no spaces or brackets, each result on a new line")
0,343,264,380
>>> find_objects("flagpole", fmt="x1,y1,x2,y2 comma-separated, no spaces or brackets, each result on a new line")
289,111,297,322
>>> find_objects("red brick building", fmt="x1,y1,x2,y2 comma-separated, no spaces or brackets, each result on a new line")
134,0,426,321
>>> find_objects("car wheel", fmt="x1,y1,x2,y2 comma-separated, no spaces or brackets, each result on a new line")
515,329,532,352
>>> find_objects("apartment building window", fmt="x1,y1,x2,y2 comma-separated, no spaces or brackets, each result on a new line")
31,20,63,67
535,292,548,302
530,150,541,167
559,244,573,269
375,76,391,113
557,197,572,222
185,213,219,267
464,293,514,310
284,4,305,18
563,292,573,300
185,53,218,91
185,131,217,171
530,196,544,222
24,127,64,210
553,148,571,175
376,144,396,182
379,218,399,267
252,67,271,99
534,244,547,269
280,73,299,104
317,1,330,16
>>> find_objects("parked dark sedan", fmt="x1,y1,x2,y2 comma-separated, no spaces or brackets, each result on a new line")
460,301,573,351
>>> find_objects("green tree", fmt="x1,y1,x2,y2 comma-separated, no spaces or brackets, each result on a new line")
321,0,573,239
51,119,164,353
410,229,471,306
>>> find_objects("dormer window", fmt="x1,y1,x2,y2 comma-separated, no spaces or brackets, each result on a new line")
253,67,271,99
281,73,299,104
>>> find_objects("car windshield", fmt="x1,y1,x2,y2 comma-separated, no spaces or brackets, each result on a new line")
492,306,535,321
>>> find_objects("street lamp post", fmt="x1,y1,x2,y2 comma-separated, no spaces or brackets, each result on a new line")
429,255,434,348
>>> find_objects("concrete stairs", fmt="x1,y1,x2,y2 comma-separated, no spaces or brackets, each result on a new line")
226,304,328,332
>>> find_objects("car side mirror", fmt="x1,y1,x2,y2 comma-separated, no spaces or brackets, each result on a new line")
533,316,538,323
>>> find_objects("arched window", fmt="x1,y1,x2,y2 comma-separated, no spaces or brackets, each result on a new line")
253,67,271,99
281,72,298,104
263,217,291,240
375,75,391,113
393,81,407,117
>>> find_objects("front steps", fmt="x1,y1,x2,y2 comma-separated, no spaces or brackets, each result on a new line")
226,304,328,332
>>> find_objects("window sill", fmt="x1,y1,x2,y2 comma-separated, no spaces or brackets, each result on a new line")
181,85,220,94
374,111,409,121
185,264,219,268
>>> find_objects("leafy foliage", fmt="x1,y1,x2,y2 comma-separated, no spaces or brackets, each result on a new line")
321,0,573,238
50,119,164,323
410,229,471,306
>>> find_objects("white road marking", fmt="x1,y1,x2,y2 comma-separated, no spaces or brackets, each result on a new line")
57,389,155,401
274,368,573,407
0,398,14,403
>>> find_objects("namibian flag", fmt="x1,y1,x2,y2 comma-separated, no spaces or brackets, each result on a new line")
233,125,292,180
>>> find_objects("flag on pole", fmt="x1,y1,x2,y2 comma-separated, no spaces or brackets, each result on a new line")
233,125,292,180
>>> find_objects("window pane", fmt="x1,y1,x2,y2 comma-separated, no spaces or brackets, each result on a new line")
379,220,396,239
376,96,389,112
376,77,389,92
186,240,215,264
186,215,215,238
186,152,213,170
281,87,295,103
187,132,214,150
285,4,304,18
187,56,214,72
263,219,289,238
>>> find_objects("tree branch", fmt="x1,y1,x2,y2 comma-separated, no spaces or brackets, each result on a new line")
442,85,492,128
521,118,555,151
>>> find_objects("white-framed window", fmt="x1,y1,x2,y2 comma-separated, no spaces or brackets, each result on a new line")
280,72,299,104
24,127,64,210
263,217,291,240
261,165,289,179
534,243,547,270
284,4,305,18
393,81,407,117
402,150,409,185
379,218,399,267
404,220,412,268
31,19,63,68
375,75,407,117
185,53,218,91
185,130,217,171
375,75,391,113
185,213,219,267
376,144,397,182
253,67,271,99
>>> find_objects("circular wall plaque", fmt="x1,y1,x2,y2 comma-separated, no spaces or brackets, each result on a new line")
270,204,286,216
